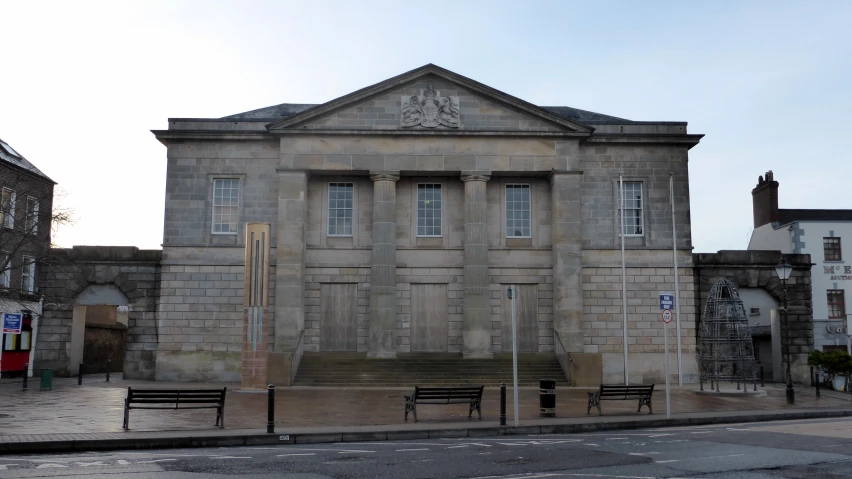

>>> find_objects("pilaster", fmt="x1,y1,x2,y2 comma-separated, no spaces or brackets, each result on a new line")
551,171,584,352
368,171,400,358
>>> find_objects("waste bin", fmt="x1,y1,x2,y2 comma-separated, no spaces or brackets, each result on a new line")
39,369,52,391
539,378,556,417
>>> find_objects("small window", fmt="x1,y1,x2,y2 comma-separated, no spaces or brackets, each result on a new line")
0,253,9,289
749,307,760,316
505,184,531,238
824,237,842,262
828,290,846,319
212,178,239,234
328,183,354,236
417,184,442,237
618,181,643,236
25,197,39,235
1,187,15,229
21,255,34,294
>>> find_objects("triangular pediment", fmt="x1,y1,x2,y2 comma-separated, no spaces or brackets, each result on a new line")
267,64,593,134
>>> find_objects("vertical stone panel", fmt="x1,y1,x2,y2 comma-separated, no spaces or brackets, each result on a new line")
368,171,400,358
462,172,492,358
410,283,449,352
320,283,358,351
274,171,308,352
501,283,539,352
551,171,584,352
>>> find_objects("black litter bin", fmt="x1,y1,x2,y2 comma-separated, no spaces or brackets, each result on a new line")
539,378,556,417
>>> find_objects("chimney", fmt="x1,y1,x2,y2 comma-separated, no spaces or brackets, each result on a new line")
752,170,779,228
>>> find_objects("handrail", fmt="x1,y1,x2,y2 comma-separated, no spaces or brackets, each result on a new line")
553,330,572,384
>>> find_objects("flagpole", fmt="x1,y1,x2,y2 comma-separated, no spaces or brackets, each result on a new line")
620,173,628,385
670,173,683,386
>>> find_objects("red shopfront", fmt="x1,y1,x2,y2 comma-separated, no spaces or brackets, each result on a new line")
0,313,33,374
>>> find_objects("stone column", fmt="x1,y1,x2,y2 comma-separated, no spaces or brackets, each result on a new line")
461,172,492,359
551,171,584,352
368,171,400,358
271,169,308,385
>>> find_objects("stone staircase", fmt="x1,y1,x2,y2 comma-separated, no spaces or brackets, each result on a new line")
292,352,569,387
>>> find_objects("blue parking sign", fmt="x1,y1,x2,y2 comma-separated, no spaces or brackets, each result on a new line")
2,313,23,333
659,292,674,311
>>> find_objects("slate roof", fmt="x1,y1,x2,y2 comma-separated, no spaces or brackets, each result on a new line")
220,102,635,125
0,138,53,183
778,209,852,224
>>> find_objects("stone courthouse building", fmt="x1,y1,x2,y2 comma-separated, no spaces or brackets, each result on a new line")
151,65,703,385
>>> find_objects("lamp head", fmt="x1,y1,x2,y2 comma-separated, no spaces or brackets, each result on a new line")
775,257,793,281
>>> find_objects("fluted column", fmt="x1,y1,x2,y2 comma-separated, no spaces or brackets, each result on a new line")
551,171,584,352
368,171,400,358
461,172,492,358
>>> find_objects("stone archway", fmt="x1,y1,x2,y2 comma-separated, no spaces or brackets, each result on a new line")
68,284,130,376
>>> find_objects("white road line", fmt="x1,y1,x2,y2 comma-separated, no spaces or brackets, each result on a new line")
656,460,680,463
690,431,713,434
137,459,178,463
396,448,429,452
822,444,845,448
629,452,661,455
606,437,628,440
448,445,469,449
209,456,252,459
121,452,201,457
585,443,600,447
0,465,19,470
338,450,375,454
277,453,316,457
647,434,673,437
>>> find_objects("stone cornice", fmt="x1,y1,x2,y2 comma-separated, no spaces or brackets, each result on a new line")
584,134,704,149
151,129,272,145
460,172,491,183
369,171,400,182
271,129,592,138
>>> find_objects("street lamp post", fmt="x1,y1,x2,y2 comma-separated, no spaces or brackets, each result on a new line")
775,257,794,405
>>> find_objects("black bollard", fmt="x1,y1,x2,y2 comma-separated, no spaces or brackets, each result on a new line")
499,382,507,426
267,384,275,433
78,362,83,385
106,359,111,382
22,372,28,391
810,366,814,387
760,365,764,387
816,371,821,398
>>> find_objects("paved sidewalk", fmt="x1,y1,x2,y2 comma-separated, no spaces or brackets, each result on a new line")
1,376,851,454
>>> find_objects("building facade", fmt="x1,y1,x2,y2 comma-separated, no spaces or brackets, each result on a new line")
0,138,55,376
749,170,852,354
152,65,703,385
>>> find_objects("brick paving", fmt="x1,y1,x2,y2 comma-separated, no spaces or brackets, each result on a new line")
1,375,851,438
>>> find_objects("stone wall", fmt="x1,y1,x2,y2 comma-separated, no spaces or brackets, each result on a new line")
693,250,814,384
38,246,161,378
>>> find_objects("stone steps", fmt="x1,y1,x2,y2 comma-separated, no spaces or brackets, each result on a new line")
293,352,568,387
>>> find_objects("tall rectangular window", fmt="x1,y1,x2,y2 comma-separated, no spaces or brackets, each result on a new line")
21,255,34,294
328,183,353,236
26,197,39,234
212,179,239,234
824,237,842,262
505,184,531,238
828,290,846,319
1,187,16,229
619,181,644,236
0,253,9,289
417,184,442,237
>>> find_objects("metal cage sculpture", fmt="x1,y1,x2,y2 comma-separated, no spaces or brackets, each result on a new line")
699,279,758,392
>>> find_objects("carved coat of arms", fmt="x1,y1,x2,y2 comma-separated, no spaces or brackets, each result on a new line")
401,85,460,128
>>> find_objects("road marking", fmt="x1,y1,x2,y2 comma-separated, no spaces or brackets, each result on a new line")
138,459,178,463
585,443,600,447
656,460,680,463
448,445,469,449
116,460,131,465
657,453,744,463
338,450,375,454
629,452,660,455
36,464,69,468
606,437,628,440
822,444,845,448
396,448,429,452
0,464,19,470
77,461,110,467
209,456,252,459
277,453,316,457
647,434,673,437
690,431,713,434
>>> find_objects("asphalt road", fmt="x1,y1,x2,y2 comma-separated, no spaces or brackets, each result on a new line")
4,417,852,478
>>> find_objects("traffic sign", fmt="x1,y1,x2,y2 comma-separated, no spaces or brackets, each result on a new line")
659,292,674,310
662,309,673,324
2,313,23,333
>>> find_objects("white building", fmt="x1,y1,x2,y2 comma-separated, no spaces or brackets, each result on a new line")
748,170,851,354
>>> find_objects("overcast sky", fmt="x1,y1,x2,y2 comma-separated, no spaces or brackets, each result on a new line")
1,1,849,253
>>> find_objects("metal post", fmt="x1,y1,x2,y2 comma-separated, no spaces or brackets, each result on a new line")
816,370,821,397
810,366,814,387
760,365,765,387
267,384,275,433
511,286,519,427
22,372,28,391
78,362,83,386
499,382,507,426
106,359,111,382
783,280,794,404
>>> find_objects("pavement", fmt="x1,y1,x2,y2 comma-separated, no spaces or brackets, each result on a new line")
1,373,852,454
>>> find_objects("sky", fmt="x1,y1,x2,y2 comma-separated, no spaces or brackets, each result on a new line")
0,1,849,253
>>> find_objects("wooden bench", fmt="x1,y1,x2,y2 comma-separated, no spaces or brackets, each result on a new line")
122,387,227,430
587,384,654,416
404,385,484,422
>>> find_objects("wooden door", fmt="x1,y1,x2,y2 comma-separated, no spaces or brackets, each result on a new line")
501,284,539,352
410,283,448,352
320,283,358,351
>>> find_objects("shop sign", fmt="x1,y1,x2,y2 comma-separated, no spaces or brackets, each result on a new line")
825,265,852,281
2,313,22,333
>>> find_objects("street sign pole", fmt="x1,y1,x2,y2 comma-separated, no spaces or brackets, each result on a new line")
662,309,672,418
510,285,519,427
